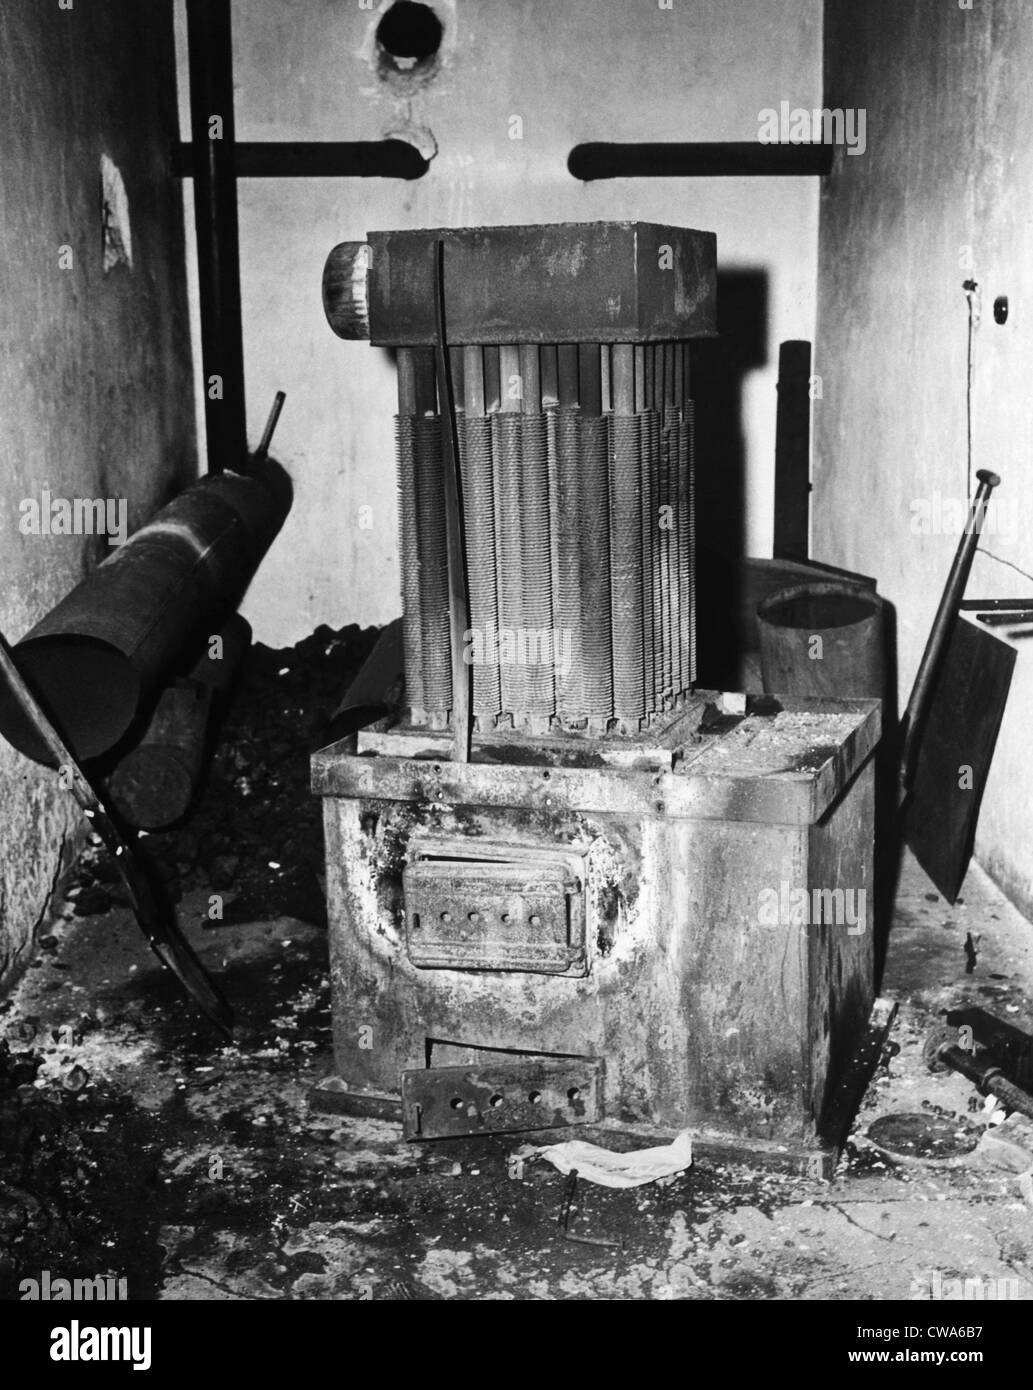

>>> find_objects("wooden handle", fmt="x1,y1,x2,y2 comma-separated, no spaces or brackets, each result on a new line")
901,470,1001,789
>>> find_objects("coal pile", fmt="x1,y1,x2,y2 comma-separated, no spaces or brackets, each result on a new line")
0,1035,164,1300
68,622,382,928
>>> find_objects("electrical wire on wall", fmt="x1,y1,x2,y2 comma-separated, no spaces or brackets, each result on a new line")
962,275,1033,587
962,277,978,502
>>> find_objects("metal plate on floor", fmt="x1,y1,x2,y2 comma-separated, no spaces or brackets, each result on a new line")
401,1057,604,1139
867,1111,980,1160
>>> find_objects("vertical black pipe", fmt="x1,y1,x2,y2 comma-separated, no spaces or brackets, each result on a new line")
186,0,247,474
773,340,812,562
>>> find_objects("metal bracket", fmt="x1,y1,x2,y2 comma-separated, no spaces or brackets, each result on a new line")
401,1057,604,1139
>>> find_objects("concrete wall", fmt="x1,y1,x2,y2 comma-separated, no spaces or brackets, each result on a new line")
174,0,824,645
815,0,1033,913
0,1,195,987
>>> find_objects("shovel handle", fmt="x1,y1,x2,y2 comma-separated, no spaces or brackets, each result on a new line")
900,469,1000,789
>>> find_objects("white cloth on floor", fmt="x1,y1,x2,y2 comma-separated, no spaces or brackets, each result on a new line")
522,1130,693,1188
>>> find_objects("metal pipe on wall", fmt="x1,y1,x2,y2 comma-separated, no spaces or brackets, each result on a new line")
186,0,247,474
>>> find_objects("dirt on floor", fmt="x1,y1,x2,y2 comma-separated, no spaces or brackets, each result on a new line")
2,628,1033,1301
0,851,1031,1302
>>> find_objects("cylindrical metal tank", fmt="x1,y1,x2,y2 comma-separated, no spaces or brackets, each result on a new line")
0,461,290,766
757,581,886,701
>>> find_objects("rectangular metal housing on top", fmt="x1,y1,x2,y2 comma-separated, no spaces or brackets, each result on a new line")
365,221,718,346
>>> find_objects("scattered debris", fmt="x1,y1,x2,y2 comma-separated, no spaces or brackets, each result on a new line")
964,932,979,973
71,624,381,927
975,1114,1033,1173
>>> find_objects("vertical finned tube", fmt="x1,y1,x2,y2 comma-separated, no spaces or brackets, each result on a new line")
634,345,655,717
460,347,499,726
411,347,449,723
644,348,664,711
578,340,609,726
581,406,614,728
685,387,697,688
519,347,554,727
656,344,673,707
494,346,525,723
609,345,644,724
554,347,584,725
413,411,451,724
395,351,424,720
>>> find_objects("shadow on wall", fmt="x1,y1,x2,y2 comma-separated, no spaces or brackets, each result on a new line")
693,268,768,689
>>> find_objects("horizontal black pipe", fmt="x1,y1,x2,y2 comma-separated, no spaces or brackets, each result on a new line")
568,142,835,181
173,140,430,180
959,597,1033,611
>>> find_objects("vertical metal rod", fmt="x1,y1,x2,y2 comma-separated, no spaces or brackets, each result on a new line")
450,347,466,413
773,340,812,562
662,344,675,416
483,347,502,413
557,345,580,408
578,344,603,416
253,391,285,463
518,345,541,415
540,345,559,408
412,350,438,416
499,346,522,411
600,345,612,415
634,346,646,414
185,0,247,474
397,349,418,416
612,345,635,417
463,347,485,417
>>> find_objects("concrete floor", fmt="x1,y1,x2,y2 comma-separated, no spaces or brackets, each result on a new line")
2,848,1032,1302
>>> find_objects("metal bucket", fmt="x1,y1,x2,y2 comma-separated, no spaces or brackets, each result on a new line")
757,580,885,701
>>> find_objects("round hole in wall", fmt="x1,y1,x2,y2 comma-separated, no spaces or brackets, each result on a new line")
376,2,443,74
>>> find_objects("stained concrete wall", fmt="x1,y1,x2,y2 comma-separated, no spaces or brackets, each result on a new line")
816,0,1033,914
0,1,195,987
174,0,823,645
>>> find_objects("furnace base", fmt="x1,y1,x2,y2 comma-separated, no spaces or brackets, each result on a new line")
312,695,881,1151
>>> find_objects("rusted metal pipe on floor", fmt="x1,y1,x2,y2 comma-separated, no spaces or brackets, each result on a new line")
924,1025,1033,1121
0,459,291,767
107,614,252,830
